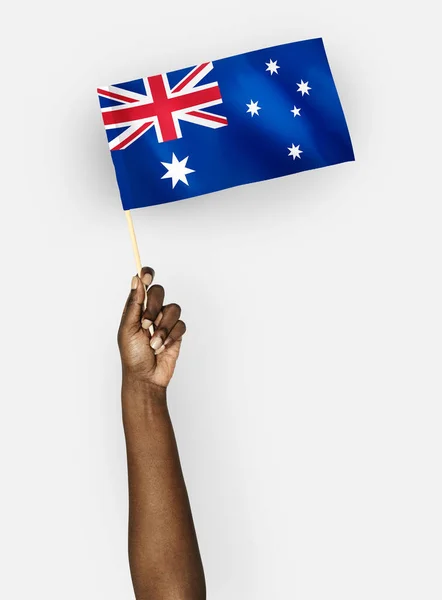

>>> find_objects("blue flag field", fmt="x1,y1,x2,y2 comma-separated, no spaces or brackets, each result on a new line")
98,38,354,210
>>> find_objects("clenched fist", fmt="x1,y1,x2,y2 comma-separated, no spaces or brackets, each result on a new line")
118,266,186,389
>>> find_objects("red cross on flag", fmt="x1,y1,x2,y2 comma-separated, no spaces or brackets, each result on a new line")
98,62,228,150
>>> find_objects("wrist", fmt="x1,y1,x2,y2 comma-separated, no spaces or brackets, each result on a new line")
122,372,167,397
122,372,167,411
121,375,169,450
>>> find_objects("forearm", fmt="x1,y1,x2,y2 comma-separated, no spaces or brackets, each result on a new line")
122,375,206,600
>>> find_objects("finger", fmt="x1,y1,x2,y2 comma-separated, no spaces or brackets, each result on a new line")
139,266,155,288
119,275,146,332
141,285,165,331
143,310,162,338
155,320,186,355
150,304,181,351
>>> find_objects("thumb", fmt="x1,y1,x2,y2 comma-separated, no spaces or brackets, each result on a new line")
119,275,146,333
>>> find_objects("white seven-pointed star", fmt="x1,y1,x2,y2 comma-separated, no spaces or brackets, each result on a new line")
161,153,195,188
291,105,302,118
265,59,280,75
246,100,261,117
288,144,303,160
297,80,311,96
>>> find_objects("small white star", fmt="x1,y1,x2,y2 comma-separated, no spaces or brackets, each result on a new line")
297,80,311,96
265,59,280,75
288,144,303,160
291,106,302,118
246,100,261,117
161,153,195,188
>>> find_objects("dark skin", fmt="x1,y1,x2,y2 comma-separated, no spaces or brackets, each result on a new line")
118,266,206,600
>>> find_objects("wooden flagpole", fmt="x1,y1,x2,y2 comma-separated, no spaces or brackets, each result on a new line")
125,210,142,276
125,210,150,316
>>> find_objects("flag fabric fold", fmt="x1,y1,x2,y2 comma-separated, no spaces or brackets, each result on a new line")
98,38,354,210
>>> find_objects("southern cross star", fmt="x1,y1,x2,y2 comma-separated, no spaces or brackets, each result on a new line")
297,80,311,96
291,106,302,118
288,144,303,160
161,153,195,188
265,59,280,75
246,100,261,117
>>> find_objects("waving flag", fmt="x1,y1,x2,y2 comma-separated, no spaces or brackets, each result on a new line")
98,38,354,210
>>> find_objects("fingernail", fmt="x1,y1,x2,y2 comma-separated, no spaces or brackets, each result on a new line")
131,276,139,290
150,336,163,351
141,273,153,286
155,345,166,356
141,319,152,330
154,311,163,327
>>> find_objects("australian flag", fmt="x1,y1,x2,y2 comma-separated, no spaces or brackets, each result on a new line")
98,38,354,210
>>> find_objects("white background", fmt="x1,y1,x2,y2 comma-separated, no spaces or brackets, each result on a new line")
1,1,441,598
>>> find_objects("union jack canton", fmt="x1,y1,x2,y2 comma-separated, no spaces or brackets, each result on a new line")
98,62,227,150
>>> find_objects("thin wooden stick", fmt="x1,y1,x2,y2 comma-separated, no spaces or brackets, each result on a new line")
125,210,142,276
125,210,149,313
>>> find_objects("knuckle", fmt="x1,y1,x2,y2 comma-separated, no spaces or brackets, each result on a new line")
170,321,186,339
149,284,164,294
169,303,181,314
